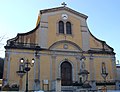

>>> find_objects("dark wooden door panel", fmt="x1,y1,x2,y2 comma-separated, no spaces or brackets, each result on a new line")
61,61,72,86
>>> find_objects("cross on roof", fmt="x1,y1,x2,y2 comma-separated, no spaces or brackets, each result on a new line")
61,2,67,7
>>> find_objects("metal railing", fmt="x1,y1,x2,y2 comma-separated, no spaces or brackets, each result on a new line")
9,41,38,48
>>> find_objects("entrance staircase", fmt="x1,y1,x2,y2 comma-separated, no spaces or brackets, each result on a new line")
61,86,74,92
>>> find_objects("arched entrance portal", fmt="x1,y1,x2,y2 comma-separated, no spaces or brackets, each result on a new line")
61,61,72,86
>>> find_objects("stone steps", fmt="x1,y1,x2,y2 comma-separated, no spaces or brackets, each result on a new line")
61,86,73,92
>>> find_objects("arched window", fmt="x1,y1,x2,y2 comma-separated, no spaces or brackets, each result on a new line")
59,21,64,34
66,21,72,34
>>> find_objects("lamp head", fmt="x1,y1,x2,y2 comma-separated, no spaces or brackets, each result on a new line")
32,58,35,64
20,58,24,63
80,56,86,61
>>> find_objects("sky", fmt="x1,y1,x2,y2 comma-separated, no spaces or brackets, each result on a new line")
0,0,120,63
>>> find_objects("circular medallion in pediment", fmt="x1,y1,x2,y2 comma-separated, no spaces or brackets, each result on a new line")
63,44,68,49
61,14,68,20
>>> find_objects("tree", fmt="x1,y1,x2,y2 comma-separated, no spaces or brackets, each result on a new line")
0,58,4,79
0,35,6,48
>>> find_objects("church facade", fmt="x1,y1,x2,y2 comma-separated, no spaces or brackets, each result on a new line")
3,6,116,91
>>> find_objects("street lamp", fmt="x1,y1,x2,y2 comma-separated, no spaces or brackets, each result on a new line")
20,58,35,92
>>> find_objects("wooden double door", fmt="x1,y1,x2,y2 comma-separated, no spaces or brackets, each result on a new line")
61,61,72,86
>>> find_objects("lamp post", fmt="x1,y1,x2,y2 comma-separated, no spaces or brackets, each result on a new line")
20,58,35,92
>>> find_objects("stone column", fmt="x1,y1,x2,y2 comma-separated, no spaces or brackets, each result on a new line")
34,52,40,90
56,78,61,92
19,75,24,90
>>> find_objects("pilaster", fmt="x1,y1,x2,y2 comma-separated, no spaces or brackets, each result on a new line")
89,54,96,90
34,52,40,90
75,56,80,82
51,55,56,90
111,56,116,80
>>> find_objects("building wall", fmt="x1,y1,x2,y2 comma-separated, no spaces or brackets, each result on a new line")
3,6,116,91
116,65,120,90
3,50,116,90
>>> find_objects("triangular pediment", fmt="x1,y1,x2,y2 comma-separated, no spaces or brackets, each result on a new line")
40,6,88,19
49,40,82,52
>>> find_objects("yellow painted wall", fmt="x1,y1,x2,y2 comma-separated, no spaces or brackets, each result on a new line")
7,49,35,90
89,35,103,49
47,13,82,49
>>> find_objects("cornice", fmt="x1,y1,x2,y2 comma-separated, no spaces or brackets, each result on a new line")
88,50,115,55
4,45,45,51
